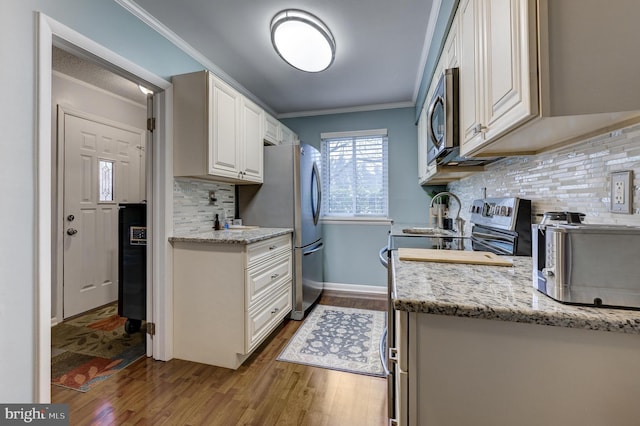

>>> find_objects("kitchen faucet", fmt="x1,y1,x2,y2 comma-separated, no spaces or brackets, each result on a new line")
430,191,465,240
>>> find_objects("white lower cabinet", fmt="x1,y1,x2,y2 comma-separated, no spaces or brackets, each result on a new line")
399,312,640,425
172,234,292,369
246,284,291,352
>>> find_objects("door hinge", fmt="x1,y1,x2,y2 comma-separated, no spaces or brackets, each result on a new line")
146,322,156,336
147,117,156,132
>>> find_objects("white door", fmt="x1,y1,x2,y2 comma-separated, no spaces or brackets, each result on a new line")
63,112,145,318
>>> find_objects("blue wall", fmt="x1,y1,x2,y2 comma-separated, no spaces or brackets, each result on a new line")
282,108,433,288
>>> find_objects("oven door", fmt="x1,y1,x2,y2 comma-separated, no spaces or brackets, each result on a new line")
471,225,518,255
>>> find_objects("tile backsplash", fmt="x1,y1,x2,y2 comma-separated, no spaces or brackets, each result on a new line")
173,178,235,233
448,123,640,227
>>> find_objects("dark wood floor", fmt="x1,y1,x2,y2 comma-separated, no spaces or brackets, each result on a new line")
52,293,388,425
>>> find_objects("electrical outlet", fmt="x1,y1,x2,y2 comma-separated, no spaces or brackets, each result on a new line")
610,171,633,213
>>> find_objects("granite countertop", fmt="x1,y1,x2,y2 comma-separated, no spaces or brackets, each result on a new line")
392,251,640,334
169,227,293,245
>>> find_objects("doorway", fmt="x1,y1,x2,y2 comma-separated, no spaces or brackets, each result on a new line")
37,13,174,402
53,47,148,320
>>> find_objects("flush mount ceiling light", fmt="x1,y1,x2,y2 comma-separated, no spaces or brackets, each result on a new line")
270,9,336,73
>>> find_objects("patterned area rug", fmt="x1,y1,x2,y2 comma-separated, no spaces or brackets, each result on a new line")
278,305,386,377
51,304,146,392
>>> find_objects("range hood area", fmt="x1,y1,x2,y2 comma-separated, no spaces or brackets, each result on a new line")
435,147,500,167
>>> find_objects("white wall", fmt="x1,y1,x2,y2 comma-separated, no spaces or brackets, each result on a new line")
0,0,202,402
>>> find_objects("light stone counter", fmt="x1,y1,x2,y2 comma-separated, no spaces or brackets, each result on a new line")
169,227,293,245
392,251,640,334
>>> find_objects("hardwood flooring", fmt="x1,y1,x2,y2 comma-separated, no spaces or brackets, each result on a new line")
52,294,389,425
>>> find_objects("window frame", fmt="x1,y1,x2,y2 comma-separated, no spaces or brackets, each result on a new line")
320,129,389,222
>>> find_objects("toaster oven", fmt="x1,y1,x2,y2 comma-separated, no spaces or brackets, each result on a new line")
532,223,640,309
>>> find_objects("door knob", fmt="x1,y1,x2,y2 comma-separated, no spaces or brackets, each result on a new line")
67,228,78,236
67,214,75,222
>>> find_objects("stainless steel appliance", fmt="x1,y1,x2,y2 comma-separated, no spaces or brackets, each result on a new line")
427,68,459,165
238,143,323,320
118,203,146,334
381,198,531,423
533,221,640,309
470,197,532,256
426,68,497,167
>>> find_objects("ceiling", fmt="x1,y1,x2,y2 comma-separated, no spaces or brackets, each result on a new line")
52,46,149,105
128,0,438,117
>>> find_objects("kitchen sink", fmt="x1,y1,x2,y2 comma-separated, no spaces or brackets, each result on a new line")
401,227,455,237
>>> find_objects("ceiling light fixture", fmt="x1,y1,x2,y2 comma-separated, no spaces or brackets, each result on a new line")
270,9,336,73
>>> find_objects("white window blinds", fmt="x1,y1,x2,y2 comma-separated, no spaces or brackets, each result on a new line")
321,131,389,217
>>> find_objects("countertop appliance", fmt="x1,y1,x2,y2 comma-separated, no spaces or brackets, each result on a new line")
427,68,459,165
238,143,323,320
470,197,532,256
118,203,146,334
533,222,640,309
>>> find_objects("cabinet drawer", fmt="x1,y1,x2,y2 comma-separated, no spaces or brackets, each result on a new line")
246,252,291,307
246,282,292,353
246,234,291,267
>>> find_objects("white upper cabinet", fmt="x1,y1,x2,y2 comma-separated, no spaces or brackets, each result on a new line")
280,125,298,145
417,105,428,183
458,0,640,157
209,74,243,178
263,112,281,145
173,70,263,184
459,0,537,157
459,0,483,153
264,112,298,145
240,97,264,182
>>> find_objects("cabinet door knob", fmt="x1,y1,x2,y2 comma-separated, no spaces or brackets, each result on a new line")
269,245,277,250
271,307,279,314
271,273,280,280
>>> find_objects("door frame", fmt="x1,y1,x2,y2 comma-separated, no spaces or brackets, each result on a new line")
36,13,174,402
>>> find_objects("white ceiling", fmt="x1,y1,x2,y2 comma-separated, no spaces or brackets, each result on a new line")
128,0,438,117
52,46,149,104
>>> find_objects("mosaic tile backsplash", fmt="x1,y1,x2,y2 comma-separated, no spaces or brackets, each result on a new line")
447,123,640,227
174,178,236,233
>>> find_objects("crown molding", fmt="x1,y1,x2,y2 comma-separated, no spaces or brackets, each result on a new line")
277,101,414,119
114,0,277,116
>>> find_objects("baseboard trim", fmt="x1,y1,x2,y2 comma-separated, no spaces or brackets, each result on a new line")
323,282,387,300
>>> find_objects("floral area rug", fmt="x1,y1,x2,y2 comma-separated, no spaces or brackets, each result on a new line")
51,303,145,392
277,305,386,377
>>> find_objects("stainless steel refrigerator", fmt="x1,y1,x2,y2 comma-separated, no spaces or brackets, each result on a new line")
238,143,323,320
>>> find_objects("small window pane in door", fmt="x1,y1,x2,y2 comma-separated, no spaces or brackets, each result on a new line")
99,159,114,202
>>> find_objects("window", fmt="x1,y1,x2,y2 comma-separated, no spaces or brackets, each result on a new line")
99,159,114,202
321,129,388,217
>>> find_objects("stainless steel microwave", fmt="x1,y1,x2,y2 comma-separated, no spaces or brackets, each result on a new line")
427,67,459,165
